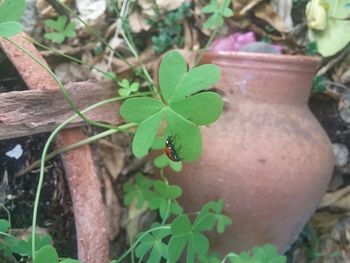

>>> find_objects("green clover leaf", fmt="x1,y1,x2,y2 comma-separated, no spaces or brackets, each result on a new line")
0,0,25,37
123,174,154,209
34,245,59,263
154,154,183,172
135,225,171,263
120,50,223,163
228,244,286,263
192,199,232,234
168,214,210,263
44,16,76,44
118,79,140,97
147,181,183,219
202,0,233,30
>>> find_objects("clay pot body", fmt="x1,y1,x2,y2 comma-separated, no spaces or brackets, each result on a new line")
168,52,334,254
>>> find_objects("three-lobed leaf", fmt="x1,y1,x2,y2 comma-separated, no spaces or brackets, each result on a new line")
44,15,76,44
123,174,154,208
202,0,233,29
228,244,286,263
168,214,210,263
135,226,170,263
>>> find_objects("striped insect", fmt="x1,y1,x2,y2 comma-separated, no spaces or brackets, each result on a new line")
164,136,182,162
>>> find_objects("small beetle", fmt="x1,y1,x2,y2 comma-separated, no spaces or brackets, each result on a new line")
164,136,182,162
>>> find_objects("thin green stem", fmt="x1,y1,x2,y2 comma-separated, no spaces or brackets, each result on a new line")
0,203,11,230
194,26,219,66
115,226,171,263
16,123,135,177
30,92,146,259
118,0,157,94
5,37,121,131
54,0,134,70
0,231,15,239
194,0,231,66
221,253,238,263
27,37,117,81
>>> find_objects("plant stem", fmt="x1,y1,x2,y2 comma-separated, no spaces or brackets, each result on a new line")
118,0,157,95
54,0,135,71
115,226,171,263
194,0,232,66
27,37,117,80
30,93,144,259
5,37,121,131
0,203,11,231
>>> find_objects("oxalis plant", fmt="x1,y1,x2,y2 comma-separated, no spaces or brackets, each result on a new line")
0,0,287,262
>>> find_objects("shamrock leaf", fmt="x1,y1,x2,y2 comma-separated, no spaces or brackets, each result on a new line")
168,215,209,263
0,0,25,37
120,50,223,163
135,225,171,263
118,79,140,97
147,180,183,219
202,0,233,30
123,174,154,209
228,244,286,263
44,16,76,44
192,199,232,234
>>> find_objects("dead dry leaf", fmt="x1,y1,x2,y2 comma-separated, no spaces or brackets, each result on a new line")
320,185,350,211
254,1,293,32
103,172,121,240
333,54,350,85
54,62,94,84
128,10,151,33
75,0,107,22
232,0,263,16
156,0,186,11
98,140,125,180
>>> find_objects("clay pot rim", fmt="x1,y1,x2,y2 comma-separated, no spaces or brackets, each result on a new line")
204,51,321,66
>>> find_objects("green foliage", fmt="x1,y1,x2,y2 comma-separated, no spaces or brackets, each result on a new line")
311,75,327,93
202,0,233,29
118,79,140,97
123,173,183,219
0,214,80,262
121,174,286,263
34,245,59,263
305,41,318,55
120,50,222,163
135,224,171,262
227,244,286,263
149,2,192,53
44,16,76,44
33,245,81,263
168,199,231,263
0,0,25,37
306,0,350,56
123,173,154,209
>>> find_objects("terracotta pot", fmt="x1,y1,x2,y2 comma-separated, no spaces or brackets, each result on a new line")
167,51,334,254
